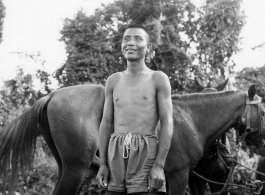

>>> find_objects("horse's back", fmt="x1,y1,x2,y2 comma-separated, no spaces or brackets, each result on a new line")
46,84,105,166
48,84,104,119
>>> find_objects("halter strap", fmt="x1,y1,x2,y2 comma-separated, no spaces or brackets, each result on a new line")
238,92,265,141
246,100,261,105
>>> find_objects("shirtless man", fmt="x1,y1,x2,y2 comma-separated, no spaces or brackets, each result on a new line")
96,24,173,195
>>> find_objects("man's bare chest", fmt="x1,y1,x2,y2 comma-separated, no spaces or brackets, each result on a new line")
113,78,156,107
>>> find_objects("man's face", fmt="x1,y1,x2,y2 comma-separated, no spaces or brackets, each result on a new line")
121,28,151,61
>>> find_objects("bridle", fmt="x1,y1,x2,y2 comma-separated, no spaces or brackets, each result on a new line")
236,92,265,142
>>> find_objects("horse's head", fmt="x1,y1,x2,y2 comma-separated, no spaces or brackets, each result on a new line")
236,85,265,155
194,77,229,92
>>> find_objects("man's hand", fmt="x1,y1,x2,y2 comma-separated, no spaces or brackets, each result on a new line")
96,164,109,189
148,165,165,192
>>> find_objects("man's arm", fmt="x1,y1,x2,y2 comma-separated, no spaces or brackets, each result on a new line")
154,72,173,167
149,71,173,191
96,74,116,188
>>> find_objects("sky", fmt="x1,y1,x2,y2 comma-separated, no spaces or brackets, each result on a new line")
0,0,264,88
0,0,114,87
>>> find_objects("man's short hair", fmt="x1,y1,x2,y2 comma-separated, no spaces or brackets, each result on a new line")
124,24,150,42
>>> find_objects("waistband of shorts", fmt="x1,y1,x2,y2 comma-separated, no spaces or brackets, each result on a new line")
111,133,158,140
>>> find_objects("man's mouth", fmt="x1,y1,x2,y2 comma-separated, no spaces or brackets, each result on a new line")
126,48,136,52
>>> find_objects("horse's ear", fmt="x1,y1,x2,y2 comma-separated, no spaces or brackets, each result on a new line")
194,77,205,91
215,79,229,91
248,85,256,100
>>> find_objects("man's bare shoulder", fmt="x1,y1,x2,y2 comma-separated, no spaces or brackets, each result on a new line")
151,71,170,86
106,71,124,88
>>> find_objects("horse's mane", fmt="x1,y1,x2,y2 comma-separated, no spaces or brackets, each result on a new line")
171,90,240,102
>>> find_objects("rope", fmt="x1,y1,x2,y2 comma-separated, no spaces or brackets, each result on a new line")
192,171,234,186
236,160,265,178
123,132,132,159
217,163,236,195
192,170,257,188
217,144,234,169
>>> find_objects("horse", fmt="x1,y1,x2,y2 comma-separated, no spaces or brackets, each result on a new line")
165,84,265,194
188,78,233,195
0,84,265,195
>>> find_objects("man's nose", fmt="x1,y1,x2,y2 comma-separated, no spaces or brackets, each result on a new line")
127,39,135,46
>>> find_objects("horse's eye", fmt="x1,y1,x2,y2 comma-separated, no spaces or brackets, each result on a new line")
246,128,251,133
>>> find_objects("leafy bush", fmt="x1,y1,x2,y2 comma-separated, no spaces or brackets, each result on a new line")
15,137,57,195
77,170,103,195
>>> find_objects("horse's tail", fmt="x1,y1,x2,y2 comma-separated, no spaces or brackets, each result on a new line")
0,94,52,183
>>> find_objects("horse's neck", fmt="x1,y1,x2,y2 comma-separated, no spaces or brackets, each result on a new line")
174,91,246,145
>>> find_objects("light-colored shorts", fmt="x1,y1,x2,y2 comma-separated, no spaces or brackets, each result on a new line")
107,133,167,194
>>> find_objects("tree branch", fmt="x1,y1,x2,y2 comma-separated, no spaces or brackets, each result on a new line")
252,42,265,50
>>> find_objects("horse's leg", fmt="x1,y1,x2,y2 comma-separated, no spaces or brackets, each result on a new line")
208,159,230,195
189,174,207,195
52,142,97,195
40,109,63,195
53,166,88,195
196,179,207,195
167,168,189,195
49,135,97,195
188,174,199,195
48,116,98,195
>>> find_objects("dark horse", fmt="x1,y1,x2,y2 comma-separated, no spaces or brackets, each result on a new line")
188,78,233,195
0,84,265,195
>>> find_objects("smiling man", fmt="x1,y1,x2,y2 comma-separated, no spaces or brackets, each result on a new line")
96,24,173,195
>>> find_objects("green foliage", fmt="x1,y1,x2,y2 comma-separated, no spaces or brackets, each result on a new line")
0,0,5,44
3,69,36,106
195,0,245,78
1,137,57,195
234,65,265,102
0,52,54,128
36,69,52,96
0,93,9,128
0,68,57,194
77,170,103,195
12,51,54,96
57,0,245,93
231,147,259,195
18,137,57,195
0,68,38,127
56,9,123,87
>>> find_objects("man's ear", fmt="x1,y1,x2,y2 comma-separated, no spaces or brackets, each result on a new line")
146,43,152,53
